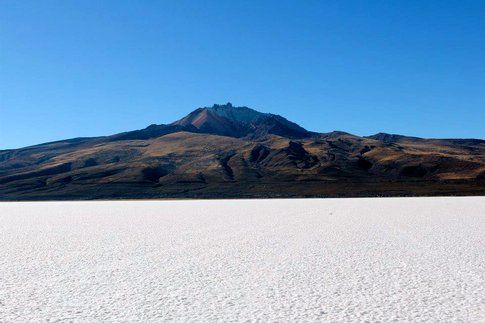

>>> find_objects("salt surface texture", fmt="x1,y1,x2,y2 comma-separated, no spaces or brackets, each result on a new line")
0,197,484,321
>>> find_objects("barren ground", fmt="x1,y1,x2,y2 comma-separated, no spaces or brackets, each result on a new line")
0,197,484,321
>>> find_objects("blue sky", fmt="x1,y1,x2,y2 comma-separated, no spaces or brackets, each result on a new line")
1,1,484,149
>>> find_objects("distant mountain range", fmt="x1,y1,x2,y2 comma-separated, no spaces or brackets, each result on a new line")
1,103,484,200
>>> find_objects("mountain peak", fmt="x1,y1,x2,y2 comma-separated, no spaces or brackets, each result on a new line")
211,102,233,108
366,132,422,143
172,103,312,139
206,103,265,124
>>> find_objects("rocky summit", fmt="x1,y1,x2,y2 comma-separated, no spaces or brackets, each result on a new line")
1,103,484,200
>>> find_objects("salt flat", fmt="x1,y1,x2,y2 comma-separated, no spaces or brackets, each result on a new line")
0,197,484,322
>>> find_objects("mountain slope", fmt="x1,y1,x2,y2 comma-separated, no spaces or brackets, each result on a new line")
0,104,484,200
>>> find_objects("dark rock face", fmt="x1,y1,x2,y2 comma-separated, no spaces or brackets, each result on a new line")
284,142,319,169
217,152,236,180
83,158,98,168
0,103,484,200
249,145,270,163
399,165,428,178
357,157,373,171
142,166,169,182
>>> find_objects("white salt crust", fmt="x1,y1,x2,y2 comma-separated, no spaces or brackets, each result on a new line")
0,197,484,321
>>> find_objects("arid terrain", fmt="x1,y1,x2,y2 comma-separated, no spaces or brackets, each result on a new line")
1,103,484,200
0,198,484,321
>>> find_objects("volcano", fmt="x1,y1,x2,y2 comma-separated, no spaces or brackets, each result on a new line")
0,103,484,200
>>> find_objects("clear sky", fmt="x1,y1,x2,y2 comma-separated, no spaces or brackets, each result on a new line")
1,1,484,149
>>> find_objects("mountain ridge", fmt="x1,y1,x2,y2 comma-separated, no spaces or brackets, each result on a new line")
0,103,484,200
2,103,483,151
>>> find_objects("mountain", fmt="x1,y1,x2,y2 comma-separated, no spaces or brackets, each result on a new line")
1,103,484,200
171,103,312,138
